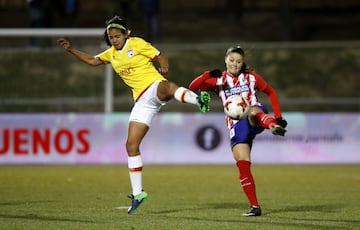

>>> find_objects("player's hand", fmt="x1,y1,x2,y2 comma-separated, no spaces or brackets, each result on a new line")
209,69,222,78
57,38,72,51
276,117,288,128
158,66,169,75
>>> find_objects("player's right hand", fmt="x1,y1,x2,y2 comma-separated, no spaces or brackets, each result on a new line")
57,38,72,51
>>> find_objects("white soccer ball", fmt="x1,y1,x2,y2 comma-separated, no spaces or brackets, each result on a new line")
223,95,250,120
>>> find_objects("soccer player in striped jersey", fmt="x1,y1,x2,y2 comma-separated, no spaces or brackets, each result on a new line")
189,45,287,217
58,16,210,214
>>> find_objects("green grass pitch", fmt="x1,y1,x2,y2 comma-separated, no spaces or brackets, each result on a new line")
0,164,359,230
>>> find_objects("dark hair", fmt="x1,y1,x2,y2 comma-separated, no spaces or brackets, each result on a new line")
226,45,244,56
103,16,129,46
225,45,251,73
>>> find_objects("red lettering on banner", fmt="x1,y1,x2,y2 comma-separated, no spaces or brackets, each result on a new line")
14,129,28,155
0,129,10,154
77,129,90,154
55,129,73,154
0,128,90,156
33,129,51,154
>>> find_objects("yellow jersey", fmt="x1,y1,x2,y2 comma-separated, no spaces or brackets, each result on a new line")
96,37,166,101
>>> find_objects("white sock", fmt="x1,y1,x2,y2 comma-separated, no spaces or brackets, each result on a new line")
174,87,198,105
128,155,143,196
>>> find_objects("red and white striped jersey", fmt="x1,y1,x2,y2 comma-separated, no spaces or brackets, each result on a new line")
189,70,282,129
217,71,263,128
217,72,262,107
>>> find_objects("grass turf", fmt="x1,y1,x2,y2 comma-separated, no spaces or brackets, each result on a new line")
0,164,359,230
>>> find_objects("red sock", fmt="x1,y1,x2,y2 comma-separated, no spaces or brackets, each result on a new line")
255,112,277,129
236,160,259,207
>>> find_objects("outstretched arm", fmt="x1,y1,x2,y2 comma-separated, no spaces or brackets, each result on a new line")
263,85,288,127
57,38,104,66
262,84,282,119
189,71,217,91
253,72,287,127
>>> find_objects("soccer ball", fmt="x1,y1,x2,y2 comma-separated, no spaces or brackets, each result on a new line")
223,95,249,120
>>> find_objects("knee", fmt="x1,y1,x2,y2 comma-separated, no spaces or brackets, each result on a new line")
163,81,179,94
158,81,178,101
168,81,179,94
248,107,262,126
249,107,262,117
126,139,140,156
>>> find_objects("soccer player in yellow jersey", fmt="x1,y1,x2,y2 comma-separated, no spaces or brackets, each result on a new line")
58,16,210,214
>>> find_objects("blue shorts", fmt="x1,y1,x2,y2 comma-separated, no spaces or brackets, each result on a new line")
230,105,268,149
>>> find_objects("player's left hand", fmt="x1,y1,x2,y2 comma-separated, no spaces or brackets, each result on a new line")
158,66,169,75
209,69,222,78
276,117,288,128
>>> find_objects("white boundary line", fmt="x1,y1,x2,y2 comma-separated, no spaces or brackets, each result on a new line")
114,206,129,210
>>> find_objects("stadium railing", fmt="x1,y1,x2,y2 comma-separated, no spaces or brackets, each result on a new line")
0,28,359,113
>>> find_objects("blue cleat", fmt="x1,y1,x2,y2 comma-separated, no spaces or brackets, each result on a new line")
127,191,148,214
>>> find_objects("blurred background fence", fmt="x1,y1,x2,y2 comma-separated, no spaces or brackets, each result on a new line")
0,0,359,113
0,32,359,113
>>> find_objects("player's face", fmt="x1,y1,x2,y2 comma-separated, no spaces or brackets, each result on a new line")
225,52,243,76
107,28,127,50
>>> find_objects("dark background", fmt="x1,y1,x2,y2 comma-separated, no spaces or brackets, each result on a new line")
0,0,359,112
1,0,360,42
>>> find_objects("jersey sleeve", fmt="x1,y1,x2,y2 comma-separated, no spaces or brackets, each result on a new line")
189,71,217,91
95,48,112,64
253,72,283,118
134,37,160,59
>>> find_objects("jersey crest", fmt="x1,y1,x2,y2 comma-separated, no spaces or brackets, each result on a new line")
127,49,134,58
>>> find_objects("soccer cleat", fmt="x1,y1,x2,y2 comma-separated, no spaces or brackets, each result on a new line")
197,91,211,112
127,191,148,214
271,124,286,136
242,206,262,217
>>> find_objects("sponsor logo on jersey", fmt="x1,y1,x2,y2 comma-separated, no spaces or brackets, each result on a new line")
224,85,249,97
